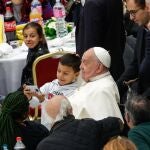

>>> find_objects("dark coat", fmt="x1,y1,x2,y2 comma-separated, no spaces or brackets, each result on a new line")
117,27,150,99
36,115,122,150
21,43,49,85
19,121,49,150
76,0,126,81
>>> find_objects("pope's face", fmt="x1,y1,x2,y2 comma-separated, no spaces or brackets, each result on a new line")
80,50,101,81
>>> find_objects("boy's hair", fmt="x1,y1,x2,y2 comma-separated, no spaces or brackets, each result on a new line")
23,22,48,48
59,53,81,72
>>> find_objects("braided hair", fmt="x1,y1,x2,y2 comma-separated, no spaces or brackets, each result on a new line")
0,91,29,149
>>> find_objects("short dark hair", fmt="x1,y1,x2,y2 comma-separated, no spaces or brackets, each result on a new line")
59,53,81,73
126,0,146,8
125,95,150,125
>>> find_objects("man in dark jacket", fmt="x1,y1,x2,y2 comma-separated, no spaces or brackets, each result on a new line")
36,96,123,150
76,0,126,81
117,0,150,102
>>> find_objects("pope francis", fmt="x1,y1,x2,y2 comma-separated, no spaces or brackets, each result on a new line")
67,47,123,121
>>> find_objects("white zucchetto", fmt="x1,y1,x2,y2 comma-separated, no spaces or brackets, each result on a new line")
93,47,111,68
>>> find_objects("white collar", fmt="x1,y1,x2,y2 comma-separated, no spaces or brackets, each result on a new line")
89,71,110,82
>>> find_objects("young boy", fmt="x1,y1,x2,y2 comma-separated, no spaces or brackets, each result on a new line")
24,53,81,130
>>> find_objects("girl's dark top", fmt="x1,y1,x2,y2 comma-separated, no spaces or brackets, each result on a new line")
21,43,49,85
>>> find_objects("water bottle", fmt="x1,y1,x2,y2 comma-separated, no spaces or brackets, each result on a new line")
4,6,16,43
30,0,43,25
5,0,12,7
53,0,68,38
14,137,25,150
2,144,9,150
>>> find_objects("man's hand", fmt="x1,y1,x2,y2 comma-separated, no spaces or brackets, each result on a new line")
23,84,33,100
123,78,138,86
23,84,45,102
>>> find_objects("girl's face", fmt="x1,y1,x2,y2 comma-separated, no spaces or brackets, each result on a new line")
23,27,42,49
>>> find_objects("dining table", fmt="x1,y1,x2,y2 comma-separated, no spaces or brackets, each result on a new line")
0,30,76,96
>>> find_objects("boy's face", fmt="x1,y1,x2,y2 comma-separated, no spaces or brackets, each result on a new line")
57,63,79,86
23,28,42,49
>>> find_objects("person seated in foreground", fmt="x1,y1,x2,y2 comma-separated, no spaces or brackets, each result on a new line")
125,94,150,150
24,53,81,130
59,47,123,121
0,91,49,150
103,136,137,150
36,96,124,150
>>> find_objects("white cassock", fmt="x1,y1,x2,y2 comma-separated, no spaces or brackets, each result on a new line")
67,72,124,121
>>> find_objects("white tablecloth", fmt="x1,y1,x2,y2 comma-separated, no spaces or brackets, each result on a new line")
0,48,27,95
0,31,76,96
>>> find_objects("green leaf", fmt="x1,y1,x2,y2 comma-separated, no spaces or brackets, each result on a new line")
44,27,56,39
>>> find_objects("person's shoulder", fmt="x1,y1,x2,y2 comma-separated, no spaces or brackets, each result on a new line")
95,74,116,87
130,122,150,132
24,121,49,133
64,80,78,88
79,118,98,126
85,0,104,7
36,135,50,150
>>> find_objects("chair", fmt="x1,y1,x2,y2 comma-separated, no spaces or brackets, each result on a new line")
30,50,73,120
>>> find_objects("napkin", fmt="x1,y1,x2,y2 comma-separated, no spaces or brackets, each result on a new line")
0,15,6,43
0,43,13,57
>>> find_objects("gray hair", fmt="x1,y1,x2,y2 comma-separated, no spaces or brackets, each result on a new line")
125,95,150,125
56,98,72,120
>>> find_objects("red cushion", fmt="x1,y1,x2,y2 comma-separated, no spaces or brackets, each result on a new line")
35,57,60,87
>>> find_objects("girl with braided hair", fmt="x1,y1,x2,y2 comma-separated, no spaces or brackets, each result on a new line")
0,91,49,150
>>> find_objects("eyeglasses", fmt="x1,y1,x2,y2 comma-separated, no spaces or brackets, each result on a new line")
127,8,142,17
